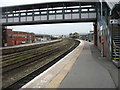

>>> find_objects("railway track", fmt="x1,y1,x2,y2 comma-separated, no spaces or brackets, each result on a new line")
2,40,62,56
2,40,71,73
1,40,63,66
2,39,80,89
1,40,61,61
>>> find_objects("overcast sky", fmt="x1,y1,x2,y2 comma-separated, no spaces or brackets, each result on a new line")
1,0,94,35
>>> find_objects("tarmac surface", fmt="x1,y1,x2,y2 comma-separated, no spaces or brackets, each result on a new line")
59,41,118,88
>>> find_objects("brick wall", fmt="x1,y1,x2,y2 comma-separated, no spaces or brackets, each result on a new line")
5,29,35,46
6,29,13,46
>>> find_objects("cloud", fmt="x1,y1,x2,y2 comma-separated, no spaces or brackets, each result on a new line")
1,0,72,7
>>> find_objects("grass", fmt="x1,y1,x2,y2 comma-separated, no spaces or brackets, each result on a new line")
3,54,31,64
2,40,69,65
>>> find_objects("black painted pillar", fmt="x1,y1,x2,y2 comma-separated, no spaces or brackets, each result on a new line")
0,26,1,48
2,26,7,47
93,22,97,46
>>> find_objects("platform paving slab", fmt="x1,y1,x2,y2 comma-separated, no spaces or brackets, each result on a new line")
59,41,117,88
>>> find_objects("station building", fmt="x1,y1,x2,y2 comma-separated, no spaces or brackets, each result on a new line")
3,29,35,46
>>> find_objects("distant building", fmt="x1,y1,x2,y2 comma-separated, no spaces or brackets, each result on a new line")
79,32,94,42
60,35,67,39
79,34,88,40
88,32,94,42
35,34,51,42
2,29,35,46
69,32,80,39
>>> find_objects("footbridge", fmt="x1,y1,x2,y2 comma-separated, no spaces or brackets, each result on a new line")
2,1,98,26
1,0,120,66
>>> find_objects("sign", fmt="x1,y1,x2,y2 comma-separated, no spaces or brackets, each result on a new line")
99,20,105,25
90,31,93,33
110,19,119,24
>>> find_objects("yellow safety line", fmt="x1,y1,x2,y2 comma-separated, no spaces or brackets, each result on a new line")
112,40,120,47
112,40,118,56
113,40,116,46
113,58,120,60
45,41,84,88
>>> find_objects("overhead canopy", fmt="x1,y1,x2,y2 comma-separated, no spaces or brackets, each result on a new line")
104,0,119,9
111,3,120,19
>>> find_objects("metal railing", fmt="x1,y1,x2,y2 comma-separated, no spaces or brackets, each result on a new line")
113,40,120,61
2,2,97,26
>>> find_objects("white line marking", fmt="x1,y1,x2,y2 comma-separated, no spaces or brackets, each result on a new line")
21,40,82,89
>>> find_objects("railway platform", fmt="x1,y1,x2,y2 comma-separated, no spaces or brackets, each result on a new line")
21,40,118,89
58,41,118,88
1,39,61,49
